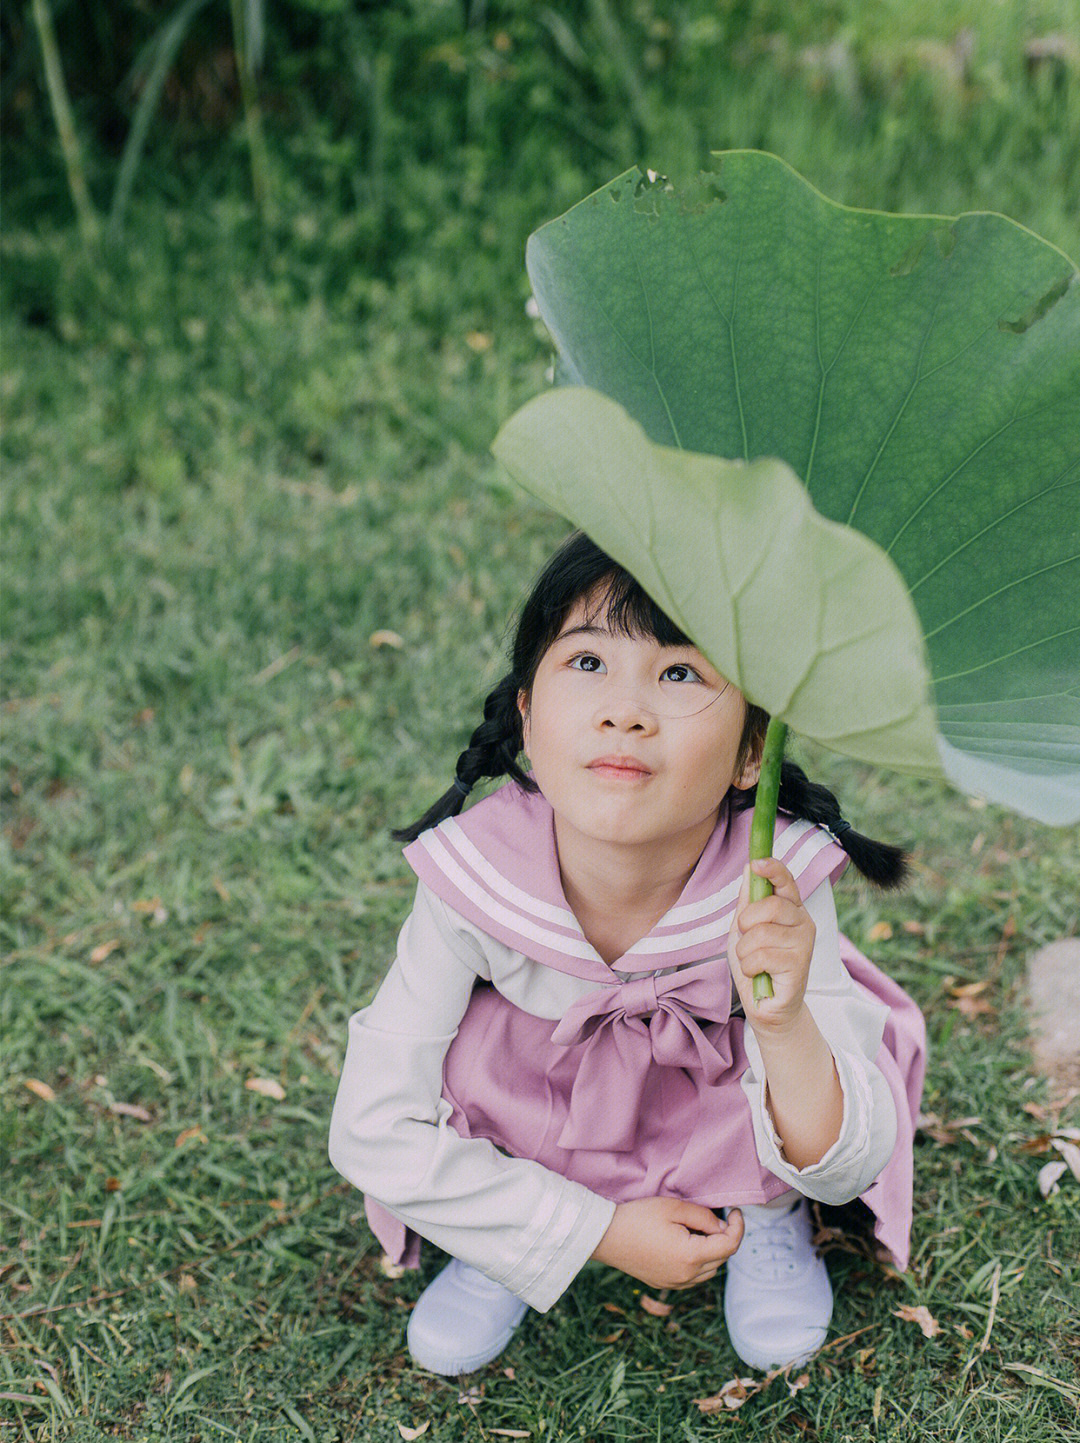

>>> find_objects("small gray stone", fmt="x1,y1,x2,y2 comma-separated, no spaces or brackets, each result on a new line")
1026,938,1080,1085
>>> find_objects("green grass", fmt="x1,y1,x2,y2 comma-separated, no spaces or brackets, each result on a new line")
3,10,1080,1436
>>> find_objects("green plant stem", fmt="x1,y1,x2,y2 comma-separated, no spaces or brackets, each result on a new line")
748,717,789,1002
228,0,274,227
31,0,100,249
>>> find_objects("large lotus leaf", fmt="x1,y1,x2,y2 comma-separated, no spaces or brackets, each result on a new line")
521,152,1080,824
493,388,939,773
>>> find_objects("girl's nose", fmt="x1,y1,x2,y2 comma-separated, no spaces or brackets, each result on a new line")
597,688,659,733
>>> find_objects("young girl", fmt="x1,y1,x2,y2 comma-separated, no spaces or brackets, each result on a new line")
329,531,926,1376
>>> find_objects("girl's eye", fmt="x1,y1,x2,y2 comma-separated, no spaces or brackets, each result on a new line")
568,653,606,674
661,663,703,684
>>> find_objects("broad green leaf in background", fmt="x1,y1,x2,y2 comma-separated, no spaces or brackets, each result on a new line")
513,152,1079,824
493,389,939,772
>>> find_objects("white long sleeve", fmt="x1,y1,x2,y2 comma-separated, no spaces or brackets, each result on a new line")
738,882,898,1203
328,883,615,1312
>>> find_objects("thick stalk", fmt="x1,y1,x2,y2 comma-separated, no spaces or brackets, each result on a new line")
748,717,788,1001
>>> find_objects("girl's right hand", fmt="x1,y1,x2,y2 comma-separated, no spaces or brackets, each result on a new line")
590,1198,744,1290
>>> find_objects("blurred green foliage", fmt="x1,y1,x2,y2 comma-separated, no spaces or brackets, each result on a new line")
4,0,1079,340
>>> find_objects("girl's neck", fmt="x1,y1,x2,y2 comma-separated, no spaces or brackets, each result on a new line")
554,813,718,966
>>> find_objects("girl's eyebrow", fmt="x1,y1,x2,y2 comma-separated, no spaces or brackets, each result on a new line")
555,622,704,657
554,622,613,641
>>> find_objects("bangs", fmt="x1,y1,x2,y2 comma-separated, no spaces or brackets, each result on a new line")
579,572,692,649
514,531,698,690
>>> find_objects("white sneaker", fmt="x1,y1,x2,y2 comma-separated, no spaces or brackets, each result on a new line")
406,1258,529,1375
723,1197,832,1371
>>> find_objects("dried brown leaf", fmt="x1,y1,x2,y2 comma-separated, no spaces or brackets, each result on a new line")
867,921,893,942
893,1303,941,1338
24,1079,57,1102
175,1126,207,1147
397,1425,430,1441
370,630,405,649
245,1077,285,1100
694,1377,761,1413
90,939,121,963
109,1100,152,1122
640,1294,673,1317
948,979,990,998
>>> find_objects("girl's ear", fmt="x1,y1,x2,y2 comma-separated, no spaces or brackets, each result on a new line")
733,754,761,791
733,728,763,791
517,689,530,753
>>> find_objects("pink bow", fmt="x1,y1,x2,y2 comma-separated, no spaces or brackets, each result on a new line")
550,962,735,1152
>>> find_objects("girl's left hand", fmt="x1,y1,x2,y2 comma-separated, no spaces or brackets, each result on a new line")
728,857,816,1038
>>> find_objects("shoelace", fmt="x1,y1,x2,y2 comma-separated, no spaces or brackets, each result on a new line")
740,1211,808,1274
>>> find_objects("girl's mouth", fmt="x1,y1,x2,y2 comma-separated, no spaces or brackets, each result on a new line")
587,756,653,779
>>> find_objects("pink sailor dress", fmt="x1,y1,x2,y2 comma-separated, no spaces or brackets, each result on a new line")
339,782,927,1299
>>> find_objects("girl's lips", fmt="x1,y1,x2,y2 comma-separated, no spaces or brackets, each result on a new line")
587,757,653,778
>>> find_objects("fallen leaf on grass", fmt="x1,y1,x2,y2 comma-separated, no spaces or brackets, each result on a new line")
380,1254,408,1280
601,1303,626,1314
1051,1137,1080,1182
174,1126,207,1147
893,1304,941,1338
90,939,121,963
950,994,996,1019
245,1077,286,1100
24,1079,56,1102
694,1377,760,1412
867,921,893,942
1004,1362,1080,1403
639,1294,672,1317
397,1424,430,1440
489,1432,531,1439
109,1100,152,1122
948,980,990,997
370,630,405,649
1037,1159,1068,1198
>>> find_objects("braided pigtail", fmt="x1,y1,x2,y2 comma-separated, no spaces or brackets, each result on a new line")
732,759,909,889
390,674,533,844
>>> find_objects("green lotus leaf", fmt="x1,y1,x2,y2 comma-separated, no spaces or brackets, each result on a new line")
516,152,1080,824
493,388,940,774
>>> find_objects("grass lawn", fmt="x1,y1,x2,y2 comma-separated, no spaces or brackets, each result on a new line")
3,22,1080,1433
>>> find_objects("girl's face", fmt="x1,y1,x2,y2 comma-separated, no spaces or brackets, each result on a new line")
518,594,759,854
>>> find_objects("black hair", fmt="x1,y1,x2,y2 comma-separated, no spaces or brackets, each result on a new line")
391,532,908,888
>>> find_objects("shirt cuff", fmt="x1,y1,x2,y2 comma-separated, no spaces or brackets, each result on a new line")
498,1184,617,1313
749,1047,880,1204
